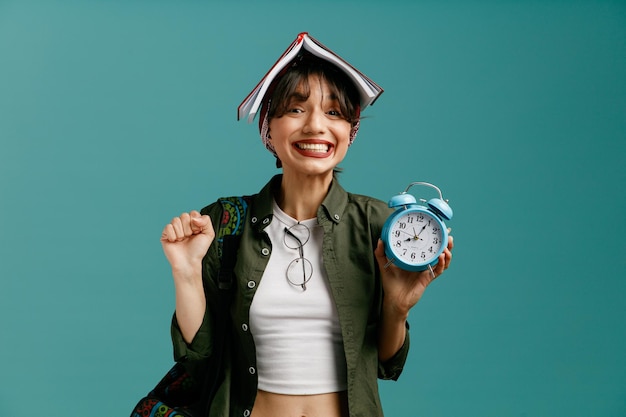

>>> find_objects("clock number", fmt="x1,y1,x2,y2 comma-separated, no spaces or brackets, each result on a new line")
399,222,407,229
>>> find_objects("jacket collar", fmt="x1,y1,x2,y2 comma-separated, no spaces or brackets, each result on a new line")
250,174,349,231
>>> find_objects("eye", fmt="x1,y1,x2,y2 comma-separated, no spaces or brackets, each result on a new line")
327,109,343,117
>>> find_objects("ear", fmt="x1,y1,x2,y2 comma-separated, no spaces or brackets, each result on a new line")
349,120,360,145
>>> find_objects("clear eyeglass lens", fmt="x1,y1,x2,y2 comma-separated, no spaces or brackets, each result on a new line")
286,257,313,289
283,223,310,249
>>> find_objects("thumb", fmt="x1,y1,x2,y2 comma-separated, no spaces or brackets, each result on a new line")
191,214,214,237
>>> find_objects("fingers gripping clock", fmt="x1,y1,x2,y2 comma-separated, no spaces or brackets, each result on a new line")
381,182,453,273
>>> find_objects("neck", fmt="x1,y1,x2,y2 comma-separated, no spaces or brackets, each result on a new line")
276,171,334,221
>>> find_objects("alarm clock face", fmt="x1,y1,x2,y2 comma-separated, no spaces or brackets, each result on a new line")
388,210,445,267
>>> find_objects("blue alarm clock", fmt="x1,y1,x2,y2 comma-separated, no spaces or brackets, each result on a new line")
381,182,453,272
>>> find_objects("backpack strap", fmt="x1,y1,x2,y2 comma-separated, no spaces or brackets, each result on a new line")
196,196,248,415
216,196,249,290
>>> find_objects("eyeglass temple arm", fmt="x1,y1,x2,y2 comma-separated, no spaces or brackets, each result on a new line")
284,227,305,258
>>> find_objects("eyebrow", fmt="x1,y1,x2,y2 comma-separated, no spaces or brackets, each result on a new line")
288,92,309,102
288,91,341,104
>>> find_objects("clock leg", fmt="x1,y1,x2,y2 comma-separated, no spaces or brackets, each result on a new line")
427,264,435,279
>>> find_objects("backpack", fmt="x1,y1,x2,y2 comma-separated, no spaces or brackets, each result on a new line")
130,196,249,417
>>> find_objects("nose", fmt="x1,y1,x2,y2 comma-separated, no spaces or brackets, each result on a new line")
303,108,326,135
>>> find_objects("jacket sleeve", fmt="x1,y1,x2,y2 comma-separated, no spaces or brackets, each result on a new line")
378,322,410,380
169,201,224,364
171,308,214,362
368,198,411,381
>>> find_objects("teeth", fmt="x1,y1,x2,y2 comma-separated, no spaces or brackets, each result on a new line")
297,143,329,152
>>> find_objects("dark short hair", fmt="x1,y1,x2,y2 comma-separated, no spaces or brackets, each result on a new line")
267,53,360,126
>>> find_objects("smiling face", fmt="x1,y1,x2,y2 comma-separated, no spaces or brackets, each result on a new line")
267,75,353,179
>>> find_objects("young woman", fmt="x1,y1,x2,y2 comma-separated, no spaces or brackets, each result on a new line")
160,37,454,417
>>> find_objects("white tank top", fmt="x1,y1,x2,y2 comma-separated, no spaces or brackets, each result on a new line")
249,201,347,395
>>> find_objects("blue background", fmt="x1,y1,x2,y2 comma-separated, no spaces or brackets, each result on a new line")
1,1,625,416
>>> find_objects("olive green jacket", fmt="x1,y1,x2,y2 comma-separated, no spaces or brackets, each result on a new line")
171,175,410,417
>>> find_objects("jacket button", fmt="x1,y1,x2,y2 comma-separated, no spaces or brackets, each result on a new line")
247,281,256,289
249,366,256,374
243,410,251,417
334,214,340,220
251,217,258,224
261,248,270,256
242,323,248,331
262,217,270,225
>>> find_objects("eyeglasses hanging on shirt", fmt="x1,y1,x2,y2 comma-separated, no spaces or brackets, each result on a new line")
283,223,313,291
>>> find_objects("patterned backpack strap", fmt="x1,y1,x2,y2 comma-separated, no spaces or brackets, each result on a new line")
216,196,248,254
216,196,249,290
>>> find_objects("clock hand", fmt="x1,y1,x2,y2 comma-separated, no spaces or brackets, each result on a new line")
413,225,427,240
397,229,414,238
